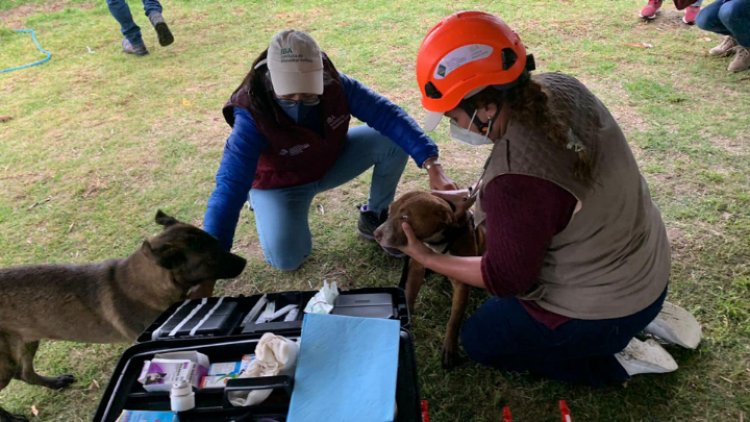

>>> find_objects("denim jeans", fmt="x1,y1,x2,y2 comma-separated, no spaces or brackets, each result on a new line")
248,125,408,270
460,288,668,386
106,0,163,46
696,0,750,47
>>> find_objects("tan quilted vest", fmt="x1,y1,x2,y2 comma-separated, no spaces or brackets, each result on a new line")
475,72,670,319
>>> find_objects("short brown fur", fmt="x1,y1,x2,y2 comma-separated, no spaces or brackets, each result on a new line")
375,191,484,368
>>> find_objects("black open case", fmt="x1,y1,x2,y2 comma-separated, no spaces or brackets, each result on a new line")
93,287,421,422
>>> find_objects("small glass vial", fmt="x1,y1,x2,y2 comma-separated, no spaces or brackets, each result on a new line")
170,379,195,412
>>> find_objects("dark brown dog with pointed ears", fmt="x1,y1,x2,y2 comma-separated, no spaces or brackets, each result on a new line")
0,210,246,422
374,190,484,368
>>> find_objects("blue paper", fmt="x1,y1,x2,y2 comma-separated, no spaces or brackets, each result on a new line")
116,410,179,422
288,313,400,422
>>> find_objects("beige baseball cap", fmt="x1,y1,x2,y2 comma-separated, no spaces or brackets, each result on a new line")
267,30,324,96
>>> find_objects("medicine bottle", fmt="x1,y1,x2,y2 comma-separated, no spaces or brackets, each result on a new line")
170,379,195,412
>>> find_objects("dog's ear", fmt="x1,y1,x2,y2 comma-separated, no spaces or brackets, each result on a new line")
431,189,476,223
453,194,477,222
155,210,179,227
141,240,186,269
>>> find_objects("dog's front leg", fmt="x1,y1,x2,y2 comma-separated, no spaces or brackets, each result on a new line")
442,280,470,369
403,258,427,313
0,351,28,422
12,340,75,389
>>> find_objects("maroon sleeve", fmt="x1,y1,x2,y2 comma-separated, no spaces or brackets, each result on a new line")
480,174,578,297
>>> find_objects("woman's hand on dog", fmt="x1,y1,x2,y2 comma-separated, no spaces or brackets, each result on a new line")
398,222,438,263
399,222,487,290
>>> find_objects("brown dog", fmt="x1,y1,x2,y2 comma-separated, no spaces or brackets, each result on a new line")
374,191,484,368
0,210,246,422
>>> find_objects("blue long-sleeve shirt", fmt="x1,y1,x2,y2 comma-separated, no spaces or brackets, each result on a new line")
204,72,439,251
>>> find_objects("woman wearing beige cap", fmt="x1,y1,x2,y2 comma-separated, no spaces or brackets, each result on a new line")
197,29,454,291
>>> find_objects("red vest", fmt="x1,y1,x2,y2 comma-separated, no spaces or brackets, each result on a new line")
223,55,350,189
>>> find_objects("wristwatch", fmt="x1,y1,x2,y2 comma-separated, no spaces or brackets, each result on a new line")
423,158,441,171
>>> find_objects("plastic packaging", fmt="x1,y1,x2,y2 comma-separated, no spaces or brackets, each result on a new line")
170,379,195,412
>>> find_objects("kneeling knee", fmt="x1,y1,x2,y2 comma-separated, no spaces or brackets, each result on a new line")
460,321,491,365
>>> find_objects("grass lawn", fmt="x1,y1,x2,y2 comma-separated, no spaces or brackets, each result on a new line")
1,0,749,420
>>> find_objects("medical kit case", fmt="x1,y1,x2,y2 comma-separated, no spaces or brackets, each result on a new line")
93,287,421,422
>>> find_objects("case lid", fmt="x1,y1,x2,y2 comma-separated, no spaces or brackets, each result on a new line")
137,287,410,344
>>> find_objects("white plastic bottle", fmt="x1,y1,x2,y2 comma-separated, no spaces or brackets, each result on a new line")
170,379,195,412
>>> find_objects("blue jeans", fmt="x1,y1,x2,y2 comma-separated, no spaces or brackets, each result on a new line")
696,0,750,47
248,125,408,270
461,288,668,386
106,0,163,46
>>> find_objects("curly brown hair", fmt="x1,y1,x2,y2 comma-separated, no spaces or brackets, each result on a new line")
472,78,595,184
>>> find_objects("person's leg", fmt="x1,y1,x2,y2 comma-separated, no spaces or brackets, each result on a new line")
696,0,731,34
316,125,408,214
723,0,750,71
141,0,163,16
142,0,174,46
719,0,750,46
106,0,144,47
249,184,316,271
460,289,667,386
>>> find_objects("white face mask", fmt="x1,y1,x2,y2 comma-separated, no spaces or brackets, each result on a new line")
449,109,493,146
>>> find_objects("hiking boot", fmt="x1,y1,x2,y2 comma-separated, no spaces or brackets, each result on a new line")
639,0,663,19
709,36,738,56
615,338,678,376
644,301,702,349
357,204,386,241
727,46,750,72
682,5,700,25
121,38,149,56
357,204,405,258
148,11,174,47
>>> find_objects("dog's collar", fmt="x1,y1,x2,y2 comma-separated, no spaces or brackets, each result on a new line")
425,240,450,254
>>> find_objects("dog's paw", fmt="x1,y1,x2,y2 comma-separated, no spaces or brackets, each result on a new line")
441,347,458,370
0,408,30,422
49,374,76,389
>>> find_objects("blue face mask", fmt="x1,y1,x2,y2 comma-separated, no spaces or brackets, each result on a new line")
275,98,320,124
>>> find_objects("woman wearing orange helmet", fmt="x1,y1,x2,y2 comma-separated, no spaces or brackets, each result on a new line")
391,11,701,385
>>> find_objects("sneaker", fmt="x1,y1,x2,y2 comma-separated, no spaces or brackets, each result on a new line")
121,38,149,56
357,204,405,258
148,11,174,47
728,46,750,72
709,36,738,56
639,0,663,19
644,301,702,349
682,5,700,25
615,338,678,376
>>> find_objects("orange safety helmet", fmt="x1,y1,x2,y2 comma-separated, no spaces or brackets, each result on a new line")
416,11,535,130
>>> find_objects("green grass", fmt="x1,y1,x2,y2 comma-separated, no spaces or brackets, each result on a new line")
1,1,749,421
